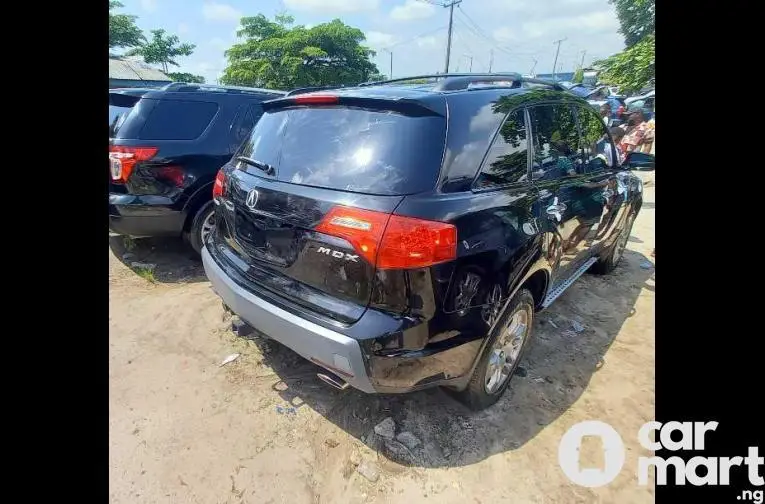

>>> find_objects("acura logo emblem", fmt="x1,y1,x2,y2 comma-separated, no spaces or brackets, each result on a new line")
245,189,259,210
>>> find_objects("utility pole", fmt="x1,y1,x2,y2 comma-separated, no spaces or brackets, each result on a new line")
464,55,473,72
579,50,586,69
530,58,537,77
488,48,493,73
552,37,566,80
442,0,462,74
382,49,393,79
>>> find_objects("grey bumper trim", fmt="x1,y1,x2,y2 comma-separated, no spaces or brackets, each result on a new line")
201,246,376,393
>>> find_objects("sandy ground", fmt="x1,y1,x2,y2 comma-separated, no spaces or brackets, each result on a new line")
109,182,655,504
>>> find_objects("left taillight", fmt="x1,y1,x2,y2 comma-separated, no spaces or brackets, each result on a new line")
109,146,158,183
212,168,227,200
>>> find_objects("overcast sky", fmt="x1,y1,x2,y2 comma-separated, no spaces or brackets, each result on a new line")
118,0,624,83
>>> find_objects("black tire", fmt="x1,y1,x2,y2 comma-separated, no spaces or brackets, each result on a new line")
454,288,535,411
590,212,635,275
184,200,216,255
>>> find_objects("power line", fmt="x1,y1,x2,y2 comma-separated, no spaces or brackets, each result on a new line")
451,20,485,70
385,25,447,50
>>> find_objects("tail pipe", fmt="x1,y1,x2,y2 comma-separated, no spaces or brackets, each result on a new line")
316,372,350,391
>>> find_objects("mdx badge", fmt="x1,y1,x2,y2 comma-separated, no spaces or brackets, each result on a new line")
316,246,359,262
245,189,259,210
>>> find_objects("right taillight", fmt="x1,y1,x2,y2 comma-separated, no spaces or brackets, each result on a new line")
212,168,227,199
315,206,457,269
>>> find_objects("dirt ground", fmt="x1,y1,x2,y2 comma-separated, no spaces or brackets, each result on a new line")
109,181,655,504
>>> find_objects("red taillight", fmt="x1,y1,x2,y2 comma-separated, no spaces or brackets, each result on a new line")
212,168,227,199
315,206,457,269
109,146,158,183
378,214,457,269
292,94,339,105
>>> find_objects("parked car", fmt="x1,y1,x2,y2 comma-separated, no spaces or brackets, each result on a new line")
202,73,646,410
109,83,286,254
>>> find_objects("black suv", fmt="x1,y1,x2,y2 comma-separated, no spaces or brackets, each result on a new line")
109,83,285,253
202,73,649,410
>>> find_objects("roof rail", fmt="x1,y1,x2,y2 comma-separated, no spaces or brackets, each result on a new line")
159,82,286,95
357,73,566,92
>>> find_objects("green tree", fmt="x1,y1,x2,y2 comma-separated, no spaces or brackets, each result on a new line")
221,14,379,89
572,67,584,84
109,1,144,50
167,72,206,84
596,35,654,93
127,29,196,74
611,0,655,48
594,0,655,93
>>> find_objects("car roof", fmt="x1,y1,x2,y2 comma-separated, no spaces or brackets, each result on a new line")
131,83,286,103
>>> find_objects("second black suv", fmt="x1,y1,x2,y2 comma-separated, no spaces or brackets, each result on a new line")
202,74,648,410
109,83,285,253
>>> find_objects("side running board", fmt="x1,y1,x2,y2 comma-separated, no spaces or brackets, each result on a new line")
541,257,599,309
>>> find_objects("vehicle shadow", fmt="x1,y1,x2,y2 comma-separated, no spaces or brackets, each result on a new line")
236,248,655,469
108,235,206,284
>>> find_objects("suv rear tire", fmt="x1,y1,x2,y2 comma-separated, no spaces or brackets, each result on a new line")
185,201,216,255
591,212,635,275
454,288,535,411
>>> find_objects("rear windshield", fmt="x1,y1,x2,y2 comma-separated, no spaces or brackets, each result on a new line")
237,106,446,195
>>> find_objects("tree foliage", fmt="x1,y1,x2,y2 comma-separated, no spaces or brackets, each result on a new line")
126,29,195,73
610,0,655,48
167,72,206,84
220,14,380,89
109,1,144,49
572,68,584,84
595,0,655,93
596,34,654,94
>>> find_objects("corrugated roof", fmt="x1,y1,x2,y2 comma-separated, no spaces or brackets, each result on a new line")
109,57,171,82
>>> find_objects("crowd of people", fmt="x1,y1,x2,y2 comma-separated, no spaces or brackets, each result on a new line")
599,103,655,165
600,102,655,259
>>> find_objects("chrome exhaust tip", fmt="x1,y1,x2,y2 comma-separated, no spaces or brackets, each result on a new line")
317,372,350,391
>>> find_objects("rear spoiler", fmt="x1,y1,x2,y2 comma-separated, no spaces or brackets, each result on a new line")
261,93,446,117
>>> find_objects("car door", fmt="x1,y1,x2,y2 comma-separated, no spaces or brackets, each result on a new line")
527,103,593,286
575,104,630,252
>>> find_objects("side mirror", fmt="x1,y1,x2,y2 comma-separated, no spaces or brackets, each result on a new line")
623,151,655,171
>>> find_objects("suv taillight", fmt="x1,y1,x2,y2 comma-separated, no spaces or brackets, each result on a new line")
315,206,457,269
109,146,158,183
212,168,227,199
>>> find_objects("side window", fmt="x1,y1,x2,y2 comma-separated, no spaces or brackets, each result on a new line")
474,109,529,188
139,100,218,140
229,104,262,151
529,104,582,181
576,105,616,171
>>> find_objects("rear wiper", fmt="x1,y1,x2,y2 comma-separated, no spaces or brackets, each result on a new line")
237,156,275,175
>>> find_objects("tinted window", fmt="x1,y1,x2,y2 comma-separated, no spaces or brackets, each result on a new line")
139,100,218,140
528,104,582,181
577,105,616,171
109,93,141,137
475,109,529,188
238,107,447,195
229,104,263,151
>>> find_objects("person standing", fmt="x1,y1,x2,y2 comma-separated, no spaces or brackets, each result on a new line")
620,109,649,153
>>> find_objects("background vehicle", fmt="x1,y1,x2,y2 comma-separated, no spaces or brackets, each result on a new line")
109,83,286,254
202,73,646,410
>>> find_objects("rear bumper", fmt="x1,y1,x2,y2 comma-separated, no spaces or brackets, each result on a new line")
109,194,186,238
201,245,377,393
